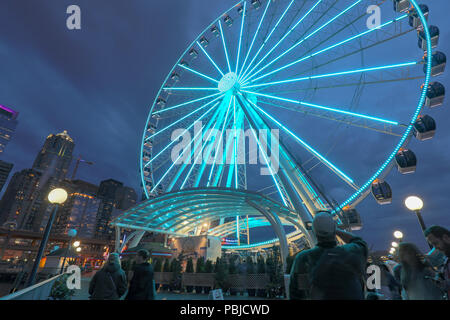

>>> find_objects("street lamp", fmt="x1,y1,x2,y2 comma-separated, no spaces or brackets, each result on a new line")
27,188,68,286
76,247,81,253
404,196,432,249
73,241,80,248
391,242,399,248
60,229,77,274
394,231,403,241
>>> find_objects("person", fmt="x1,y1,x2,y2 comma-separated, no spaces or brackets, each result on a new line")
425,225,450,299
377,262,402,300
289,211,368,300
88,253,127,300
125,249,156,300
393,242,445,300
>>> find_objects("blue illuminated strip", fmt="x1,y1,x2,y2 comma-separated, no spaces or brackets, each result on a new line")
242,0,323,83
247,98,355,185
241,90,399,126
241,0,363,84
239,0,295,82
248,14,408,83
235,1,247,74
146,94,224,141
163,87,218,91
243,62,417,89
218,20,232,73
238,0,271,76
154,92,222,115
177,64,219,84
332,0,432,214
197,41,224,76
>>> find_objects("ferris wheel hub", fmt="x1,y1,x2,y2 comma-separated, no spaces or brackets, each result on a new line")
218,72,240,93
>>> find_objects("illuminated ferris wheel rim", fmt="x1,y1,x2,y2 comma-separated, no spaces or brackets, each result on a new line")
139,0,437,249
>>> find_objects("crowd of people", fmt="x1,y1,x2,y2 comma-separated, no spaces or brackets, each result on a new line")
289,212,449,300
86,212,449,300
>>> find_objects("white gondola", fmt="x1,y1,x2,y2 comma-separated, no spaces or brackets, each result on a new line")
147,124,157,134
341,206,363,231
156,97,166,107
200,36,209,48
211,26,220,37
171,72,180,82
224,14,233,27
251,0,262,9
144,141,153,148
237,4,244,15
189,48,198,59
424,51,446,77
395,148,417,174
393,0,410,13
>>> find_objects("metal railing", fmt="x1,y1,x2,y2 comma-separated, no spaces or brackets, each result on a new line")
0,274,63,300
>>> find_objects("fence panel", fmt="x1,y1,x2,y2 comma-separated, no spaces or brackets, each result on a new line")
181,273,215,288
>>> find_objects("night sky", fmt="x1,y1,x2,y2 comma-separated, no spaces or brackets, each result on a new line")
0,0,449,253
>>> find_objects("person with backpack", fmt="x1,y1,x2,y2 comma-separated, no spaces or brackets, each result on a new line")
125,249,156,300
88,253,127,300
393,242,445,300
289,211,368,300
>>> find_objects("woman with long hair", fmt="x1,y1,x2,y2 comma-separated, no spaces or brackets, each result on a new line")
393,242,445,300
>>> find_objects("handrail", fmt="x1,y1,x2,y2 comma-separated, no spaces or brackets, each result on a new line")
0,274,63,300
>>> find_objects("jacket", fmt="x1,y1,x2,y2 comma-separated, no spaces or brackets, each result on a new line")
125,262,155,300
88,262,127,300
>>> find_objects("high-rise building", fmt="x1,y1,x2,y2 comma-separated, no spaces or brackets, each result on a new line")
32,130,75,182
94,179,137,240
0,169,42,229
0,160,13,193
53,180,100,238
0,105,19,154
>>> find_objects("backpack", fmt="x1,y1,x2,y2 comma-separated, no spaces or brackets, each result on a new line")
308,246,365,300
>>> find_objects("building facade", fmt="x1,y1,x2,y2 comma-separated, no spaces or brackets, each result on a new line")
0,105,19,154
0,160,13,193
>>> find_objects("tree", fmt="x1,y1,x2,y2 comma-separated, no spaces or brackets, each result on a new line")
204,259,214,273
214,257,230,291
162,259,171,272
257,255,266,274
186,258,194,273
246,258,255,274
154,258,163,272
196,256,205,273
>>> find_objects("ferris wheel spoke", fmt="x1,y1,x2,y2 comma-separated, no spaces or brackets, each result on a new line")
241,90,399,126
241,0,323,85
177,64,219,84
144,101,220,168
153,92,222,115
146,94,224,141
243,94,356,187
151,103,223,193
196,40,224,77
239,0,295,82
247,14,409,85
238,0,271,77
235,1,247,74
241,0,363,84
218,20,232,73
163,87,218,92
242,61,417,90
169,103,225,191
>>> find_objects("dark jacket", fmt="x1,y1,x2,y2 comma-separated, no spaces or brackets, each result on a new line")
125,262,155,300
289,237,368,300
89,262,127,300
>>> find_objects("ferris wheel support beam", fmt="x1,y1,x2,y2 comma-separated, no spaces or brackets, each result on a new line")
153,92,222,115
240,0,363,84
196,40,224,77
235,1,247,74
177,63,219,84
218,20,232,73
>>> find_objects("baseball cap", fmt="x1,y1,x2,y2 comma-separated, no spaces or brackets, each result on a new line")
312,211,336,240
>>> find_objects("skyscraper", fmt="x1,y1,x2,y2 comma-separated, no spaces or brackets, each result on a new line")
0,169,42,229
0,160,13,193
0,105,19,154
53,180,100,238
32,130,75,182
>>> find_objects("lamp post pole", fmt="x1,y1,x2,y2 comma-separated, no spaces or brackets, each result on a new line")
60,237,72,274
414,209,433,249
27,204,59,287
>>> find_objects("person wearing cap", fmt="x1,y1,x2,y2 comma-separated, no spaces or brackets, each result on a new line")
125,249,156,300
289,211,368,300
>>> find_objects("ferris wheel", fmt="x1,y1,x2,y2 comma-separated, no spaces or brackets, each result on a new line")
139,0,445,247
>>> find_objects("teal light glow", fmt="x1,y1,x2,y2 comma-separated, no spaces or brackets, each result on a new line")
238,0,271,76
144,101,219,168
163,87,218,91
146,94,224,141
238,0,295,82
247,98,354,185
241,0,363,84
197,40,224,76
243,61,417,89
241,0,323,83
241,90,399,126
235,1,247,74
248,14,408,84
153,92,222,115
177,63,219,84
